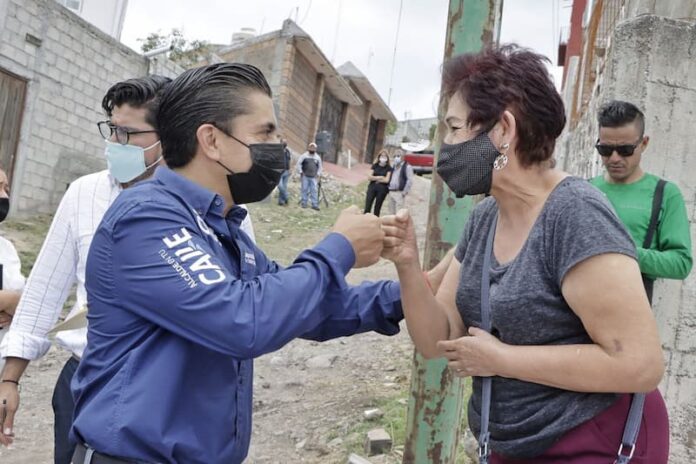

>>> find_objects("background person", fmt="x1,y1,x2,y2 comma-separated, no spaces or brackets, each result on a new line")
364,149,392,216
387,149,414,214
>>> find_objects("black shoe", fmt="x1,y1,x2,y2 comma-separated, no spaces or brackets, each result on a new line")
311,206,320,211
301,204,307,208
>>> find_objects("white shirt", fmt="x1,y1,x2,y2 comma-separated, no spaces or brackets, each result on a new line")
0,236,26,363
0,236,26,292
0,169,255,360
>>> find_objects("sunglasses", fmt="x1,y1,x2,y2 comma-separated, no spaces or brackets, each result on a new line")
594,138,642,157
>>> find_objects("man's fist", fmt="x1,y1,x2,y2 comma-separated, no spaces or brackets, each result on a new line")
332,206,385,268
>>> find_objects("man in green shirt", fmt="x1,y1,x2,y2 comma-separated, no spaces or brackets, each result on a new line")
590,100,692,302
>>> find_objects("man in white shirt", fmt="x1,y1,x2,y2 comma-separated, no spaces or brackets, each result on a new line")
0,166,25,373
387,150,414,215
0,75,255,463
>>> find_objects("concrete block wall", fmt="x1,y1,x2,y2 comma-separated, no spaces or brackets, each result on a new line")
148,55,185,80
626,0,696,20
0,0,180,216
557,15,696,462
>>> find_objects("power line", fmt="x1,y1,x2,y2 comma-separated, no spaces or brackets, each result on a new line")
299,0,312,25
387,0,404,107
330,0,343,63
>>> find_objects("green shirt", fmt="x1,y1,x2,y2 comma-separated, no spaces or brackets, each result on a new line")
591,173,692,280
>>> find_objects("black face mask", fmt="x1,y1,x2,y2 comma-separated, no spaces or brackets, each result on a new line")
308,150,316,154
218,138,287,205
437,132,500,197
0,198,8,223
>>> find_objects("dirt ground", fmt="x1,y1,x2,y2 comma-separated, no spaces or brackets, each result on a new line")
0,175,470,464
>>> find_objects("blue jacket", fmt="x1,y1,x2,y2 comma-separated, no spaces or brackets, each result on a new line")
71,167,403,463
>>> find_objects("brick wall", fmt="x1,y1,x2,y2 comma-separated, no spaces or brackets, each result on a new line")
0,0,179,216
342,104,366,161
281,48,318,153
218,38,280,96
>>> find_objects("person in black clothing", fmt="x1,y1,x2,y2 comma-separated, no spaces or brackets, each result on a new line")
364,150,393,216
277,136,292,206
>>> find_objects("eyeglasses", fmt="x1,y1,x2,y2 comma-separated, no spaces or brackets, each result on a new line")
594,139,642,157
97,121,157,145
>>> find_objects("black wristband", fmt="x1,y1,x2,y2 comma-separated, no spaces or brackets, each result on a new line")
1,379,19,386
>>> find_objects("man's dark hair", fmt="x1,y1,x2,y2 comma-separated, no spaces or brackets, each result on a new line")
597,100,645,136
156,63,272,168
101,75,172,128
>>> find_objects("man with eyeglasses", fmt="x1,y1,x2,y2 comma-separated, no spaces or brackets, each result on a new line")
0,75,256,463
590,100,692,303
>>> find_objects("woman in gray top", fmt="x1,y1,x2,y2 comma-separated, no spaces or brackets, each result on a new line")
382,45,668,463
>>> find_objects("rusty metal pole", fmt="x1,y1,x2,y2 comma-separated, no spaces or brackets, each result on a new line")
402,1,503,463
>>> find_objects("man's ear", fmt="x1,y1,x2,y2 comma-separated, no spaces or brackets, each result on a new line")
196,124,224,162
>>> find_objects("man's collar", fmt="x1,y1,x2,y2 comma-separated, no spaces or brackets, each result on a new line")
154,166,222,218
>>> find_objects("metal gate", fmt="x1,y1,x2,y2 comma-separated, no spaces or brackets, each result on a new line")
0,69,27,183
316,90,343,163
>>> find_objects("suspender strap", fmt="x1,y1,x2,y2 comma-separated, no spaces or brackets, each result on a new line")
477,215,497,464
642,179,666,249
478,214,645,464
640,179,666,304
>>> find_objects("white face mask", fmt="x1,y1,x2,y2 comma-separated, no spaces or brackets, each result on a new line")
104,139,161,183
394,156,402,164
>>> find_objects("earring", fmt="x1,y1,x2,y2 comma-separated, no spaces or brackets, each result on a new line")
494,154,508,170
494,143,510,170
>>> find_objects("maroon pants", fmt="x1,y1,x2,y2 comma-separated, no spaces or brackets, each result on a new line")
491,390,669,464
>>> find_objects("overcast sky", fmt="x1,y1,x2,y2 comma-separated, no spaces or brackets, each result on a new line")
120,0,572,121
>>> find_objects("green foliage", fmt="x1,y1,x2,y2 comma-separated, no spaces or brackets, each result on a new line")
429,123,437,142
138,28,211,68
386,120,397,136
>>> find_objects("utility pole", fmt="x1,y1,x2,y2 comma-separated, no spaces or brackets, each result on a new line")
402,1,503,463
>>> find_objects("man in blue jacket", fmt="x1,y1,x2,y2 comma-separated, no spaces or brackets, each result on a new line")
70,63,413,464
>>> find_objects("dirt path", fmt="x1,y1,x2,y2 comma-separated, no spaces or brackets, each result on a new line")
0,176,442,464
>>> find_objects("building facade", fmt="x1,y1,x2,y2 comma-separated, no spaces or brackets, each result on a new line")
0,0,181,215
210,20,395,164
557,2,696,462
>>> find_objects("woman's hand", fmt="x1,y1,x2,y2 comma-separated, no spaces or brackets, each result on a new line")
436,327,508,377
380,210,419,268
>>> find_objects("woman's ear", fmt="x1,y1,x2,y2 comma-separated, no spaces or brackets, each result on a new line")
491,110,517,151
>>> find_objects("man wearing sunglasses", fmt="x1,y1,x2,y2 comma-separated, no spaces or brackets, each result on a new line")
590,100,692,303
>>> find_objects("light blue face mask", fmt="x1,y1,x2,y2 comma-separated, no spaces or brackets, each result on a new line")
104,139,162,183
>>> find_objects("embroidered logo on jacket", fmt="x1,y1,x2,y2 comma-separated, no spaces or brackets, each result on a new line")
160,227,226,286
